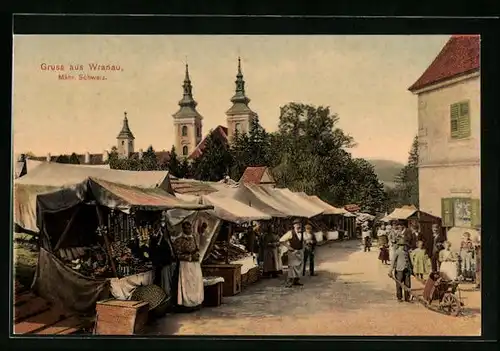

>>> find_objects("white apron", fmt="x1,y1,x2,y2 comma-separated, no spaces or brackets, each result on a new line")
287,249,304,279
178,261,204,307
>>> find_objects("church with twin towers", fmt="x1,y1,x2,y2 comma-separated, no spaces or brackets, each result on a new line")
115,57,256,163
32,57,257,166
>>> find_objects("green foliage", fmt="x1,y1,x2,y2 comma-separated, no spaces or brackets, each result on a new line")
166,146,181,177
192,129,233,181
390,135,419,209
55,154,70,164
69,153,80,164
179,158,193,178
139,145,159,171
230,115,271,180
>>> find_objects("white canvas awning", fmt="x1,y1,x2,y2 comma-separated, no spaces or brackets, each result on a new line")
383,208,418,221
300,194,347,215
201,194,271,224
272,188,324,218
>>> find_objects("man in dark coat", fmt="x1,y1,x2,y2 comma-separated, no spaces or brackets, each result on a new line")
400,222,414,250
430,224,445,272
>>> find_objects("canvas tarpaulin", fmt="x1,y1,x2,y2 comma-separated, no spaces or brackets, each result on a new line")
304,194,348,215
272,188,324,218
250,185,319,218
16,177,212,233
200,193,271,224
32,248,110,313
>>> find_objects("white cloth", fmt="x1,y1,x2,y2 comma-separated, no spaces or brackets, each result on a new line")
109,270,154,301
177,261,204,307
362,231,371,239
440,261,458,281
314,231,324,243
303,232,314,243
377,229,387,237
203,276,225,286
326,231,339,241
287,249,304,279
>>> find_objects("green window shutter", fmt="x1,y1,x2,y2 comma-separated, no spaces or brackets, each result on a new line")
441,198,455,227
458,101,471,138
471,198,481,228
450,103,460,138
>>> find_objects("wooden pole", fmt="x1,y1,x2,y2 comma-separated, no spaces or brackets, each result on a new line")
95,206,118,277
226,222,232,264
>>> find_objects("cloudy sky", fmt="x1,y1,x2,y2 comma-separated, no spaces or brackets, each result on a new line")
12,35,450,163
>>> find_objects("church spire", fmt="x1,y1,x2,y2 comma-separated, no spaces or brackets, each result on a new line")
231,57,250,105
117,111,135,139
178,63,197,108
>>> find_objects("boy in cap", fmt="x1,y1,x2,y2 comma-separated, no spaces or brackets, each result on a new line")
302,223,317,276
388,238,414,302
280,218,305,287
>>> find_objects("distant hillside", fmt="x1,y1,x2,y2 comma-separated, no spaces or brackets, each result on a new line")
367,159,405,189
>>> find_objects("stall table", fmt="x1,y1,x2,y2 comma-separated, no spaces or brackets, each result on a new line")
202,264,242,297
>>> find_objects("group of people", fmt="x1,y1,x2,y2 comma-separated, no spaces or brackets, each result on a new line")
251,219,318,288
372,221,481,302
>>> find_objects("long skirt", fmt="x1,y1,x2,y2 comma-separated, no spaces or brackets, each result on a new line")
287,249,304,279
439,261,458,281
177,261,204,307
263,247,280,274
378,247,389,262
460,251,475,279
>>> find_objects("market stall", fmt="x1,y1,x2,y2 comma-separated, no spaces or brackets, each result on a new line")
27,176,212,318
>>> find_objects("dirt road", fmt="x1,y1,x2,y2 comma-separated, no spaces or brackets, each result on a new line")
145,240,481,336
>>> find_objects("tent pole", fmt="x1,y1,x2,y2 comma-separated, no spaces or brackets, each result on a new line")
226,222,232,264
95,205,118,278
54,206,81,251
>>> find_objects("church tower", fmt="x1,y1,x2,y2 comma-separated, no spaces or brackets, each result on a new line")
226,57,256,143
116,111,135,158
172,64,203,158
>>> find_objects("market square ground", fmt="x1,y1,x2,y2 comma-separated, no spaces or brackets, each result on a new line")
145,240,481,336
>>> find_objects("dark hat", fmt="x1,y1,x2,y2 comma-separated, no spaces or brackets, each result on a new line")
293,218,302,225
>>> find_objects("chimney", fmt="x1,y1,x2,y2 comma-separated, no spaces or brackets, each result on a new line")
85,152,90,164
138,149,143,160
102,150,109,163
46,153,51,162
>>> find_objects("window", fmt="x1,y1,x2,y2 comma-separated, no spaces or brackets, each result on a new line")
121,140,125,146
182,146,189,156
182,126,188,137
441,197,480,228
450,101,471,139
235,123,241,134
196,126,201,138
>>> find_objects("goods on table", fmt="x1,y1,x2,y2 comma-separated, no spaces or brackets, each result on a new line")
204,243,248,264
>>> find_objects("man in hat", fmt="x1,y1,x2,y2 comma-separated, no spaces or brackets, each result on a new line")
302,223,317,276
430,223,445,272
388,237,414,302
280,218,305,287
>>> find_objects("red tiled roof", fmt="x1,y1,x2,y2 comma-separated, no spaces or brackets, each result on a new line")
239,166,268,185
189,125,229,160
344,204,360,213
409,35,480,92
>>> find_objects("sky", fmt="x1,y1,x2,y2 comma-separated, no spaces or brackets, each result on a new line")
12,35,450,164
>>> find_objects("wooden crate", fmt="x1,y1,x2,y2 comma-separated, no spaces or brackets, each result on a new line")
203,282,223,307
95,299,149,335
202,264,242,297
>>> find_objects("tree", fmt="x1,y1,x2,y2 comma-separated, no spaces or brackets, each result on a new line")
69,153,80,164
55,154,70,164
230,115,271,180
166,146,181,177
140,145,159,171
392,135,419,207
192,130,233,181
179,158,193,179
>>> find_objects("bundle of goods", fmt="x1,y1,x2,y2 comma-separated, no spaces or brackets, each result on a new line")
131,284,170,318
59,244,114,279
204,243,249,264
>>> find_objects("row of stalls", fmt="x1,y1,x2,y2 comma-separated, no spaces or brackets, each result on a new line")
13,162,360,334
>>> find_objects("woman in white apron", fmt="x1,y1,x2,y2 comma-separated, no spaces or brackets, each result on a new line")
171,221,204,311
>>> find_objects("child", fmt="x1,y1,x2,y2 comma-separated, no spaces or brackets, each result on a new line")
411,240,431,279
439,241,459,281
378,241,390,264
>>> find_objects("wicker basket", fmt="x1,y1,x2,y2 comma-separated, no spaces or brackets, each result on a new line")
131,285,169,314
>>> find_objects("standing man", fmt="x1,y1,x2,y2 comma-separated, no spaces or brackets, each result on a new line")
408,223,420,251
388,238,414,302
302,223,317,276
400,221,413,249
280,218,305,287
430,224,445,272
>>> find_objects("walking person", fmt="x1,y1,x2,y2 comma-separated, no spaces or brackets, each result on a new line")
280,218,305,287
302,224,317,276
388,238,414,302
362,223,372,252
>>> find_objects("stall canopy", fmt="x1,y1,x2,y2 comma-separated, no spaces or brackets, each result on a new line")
221,184,288,218
200,193,271,224
15,176,211,233
297,193,347,215
381,206,419,222
272,188,324,218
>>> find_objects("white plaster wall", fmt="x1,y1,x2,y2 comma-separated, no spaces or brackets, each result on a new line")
419,164,481,217
417,75,480,167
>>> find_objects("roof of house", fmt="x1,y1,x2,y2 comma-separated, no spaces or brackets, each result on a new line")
29,150,171,166
188,125,229,160
409,35,480,92
239,166,273,185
